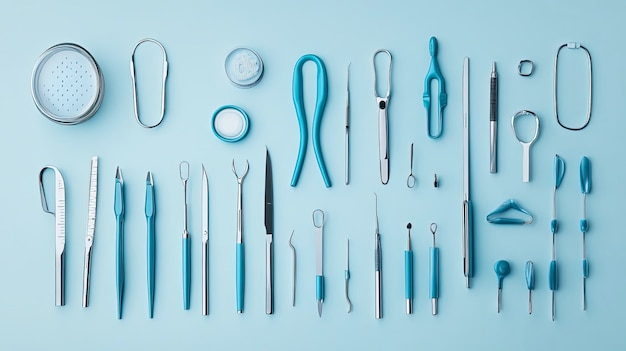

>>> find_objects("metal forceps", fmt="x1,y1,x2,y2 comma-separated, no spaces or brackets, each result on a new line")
423,37,447,139
179,161,191,310
313,209,325,317
232,160,249,313
554,42,592,131
511,110,540,183
291,54,331,188
373,49,392,184
130,38,168,128
39,166,66,306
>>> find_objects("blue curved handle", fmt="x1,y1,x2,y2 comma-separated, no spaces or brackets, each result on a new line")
579,156,591,194
405,250,413,300
430,247,439,299
423,36,447,139
316,275,324,301
236,243,244,313
554,155,565,189
549,260,558,291
291,54,331,188
182,237,191,310
525,261,535,290
486,199,534,224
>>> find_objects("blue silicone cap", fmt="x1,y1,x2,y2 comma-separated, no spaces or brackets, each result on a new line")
211,105,250,142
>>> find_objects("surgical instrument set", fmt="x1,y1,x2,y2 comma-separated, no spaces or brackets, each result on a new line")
39,166,66,306
313,209,325,317
82,156,99,308
374,194,383,319
265,149,274,314
407,143,416,188
550,155,565,320
511,110,540,183
462,57,473,289
345,239,352,313
201,165,209,316
145,171,156,318
423,37,447,139
291,54,331,188
489,62,498,173
130,38,168,129
525,261,535,314
115,167,125,319
579,156,591,310
405,224,413,314
179,161,191,310
345,63,351,185
494,260,510,313
429,223,439,315
373,49,392,184
554,42,592,131
31,43,104,125
232,160,249,313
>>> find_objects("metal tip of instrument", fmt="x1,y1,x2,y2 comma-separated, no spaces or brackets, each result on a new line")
317,300,323,317
529,290,532,314
491,61,497,75
146,171,153,184
552,292,555,321
406,223,412,250
432,299,438,315
466,277,470,289
497,288,502,313
116,167,123,182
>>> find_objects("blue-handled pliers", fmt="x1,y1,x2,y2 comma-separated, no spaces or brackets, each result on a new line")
291,54,331,188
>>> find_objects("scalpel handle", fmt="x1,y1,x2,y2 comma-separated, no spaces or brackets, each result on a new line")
266,235,274,314
377,97,389,185
463,200,473,288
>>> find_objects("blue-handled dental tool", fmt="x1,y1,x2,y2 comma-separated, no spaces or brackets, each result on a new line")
313,209,325,317
423,37,447,139
525,261,535,314
550,155,565,321
232,160,249,314
494,260,510,313
145,171,156,318
291,54,331,188
580,156,591,311
405,223,413,314
114,167,125,319
179,161,191,311
429,223,439,315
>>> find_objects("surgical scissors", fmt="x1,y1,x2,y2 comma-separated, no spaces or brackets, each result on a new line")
511,110,540,183
232,160,249,313
39,166,66,306
179,161,191,310
423,37,447,139
373,49,392,185
291,54,331,188
407,143,416,188
554,42,592,131
130,38,168,129
313,209,325,317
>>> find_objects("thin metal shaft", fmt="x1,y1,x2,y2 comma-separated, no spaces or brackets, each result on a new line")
345,63,350,185
289,231,296,306
497,288,502,313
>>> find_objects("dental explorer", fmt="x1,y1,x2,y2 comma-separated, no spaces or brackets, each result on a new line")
429,223,439,315
232,160,249,314
313,210,325,317
489,62,498,173
580,156,591,310
405,223,413,314
82,156,98,308
180,161,191,310
345,239,352,313
115,167,125,319
145,171,156,318
550,155,565,320
265,148,274,314
526,261,535,314
462,57,474,288
201,165,209,316
289,230,296,307
345,63,350,185
374,193,383,319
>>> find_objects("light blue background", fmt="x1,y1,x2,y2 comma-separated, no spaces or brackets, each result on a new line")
1,0,624,349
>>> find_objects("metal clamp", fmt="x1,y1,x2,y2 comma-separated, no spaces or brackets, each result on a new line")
130,38,168,129
518,60,534,76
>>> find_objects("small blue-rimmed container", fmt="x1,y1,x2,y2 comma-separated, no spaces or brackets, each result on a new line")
211,105,250,142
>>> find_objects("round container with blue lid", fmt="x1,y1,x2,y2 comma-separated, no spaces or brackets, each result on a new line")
224,48,264,88
211,105,250,142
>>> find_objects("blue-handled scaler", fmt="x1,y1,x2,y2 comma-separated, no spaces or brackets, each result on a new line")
423,37,447,139
580,156,591,311
429,223,439,315
405,224,413,314
114,167,125,319
525,261,535,314
291,54,331,188
550,154,565,321
313,210,325,317
179,161,191,311
232,160,249,313
145,172,156,318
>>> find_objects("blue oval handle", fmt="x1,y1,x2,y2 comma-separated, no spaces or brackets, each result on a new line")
579,156,591,194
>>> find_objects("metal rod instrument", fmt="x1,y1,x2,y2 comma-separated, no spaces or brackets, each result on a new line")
579,156,591,310
429,223,439,315
115,167,125,319
405,223,413,314
345,239,352,313
313,210,325,317
201,165,209,316
490,62,498,173
462,57,473,288
265,148,274,314
145,171,156,318
82,156,98,308
232,160,249,313
374,193,382,318
550,155,565,320
345,63,350,185
180,161,190,310
289,230,296,307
